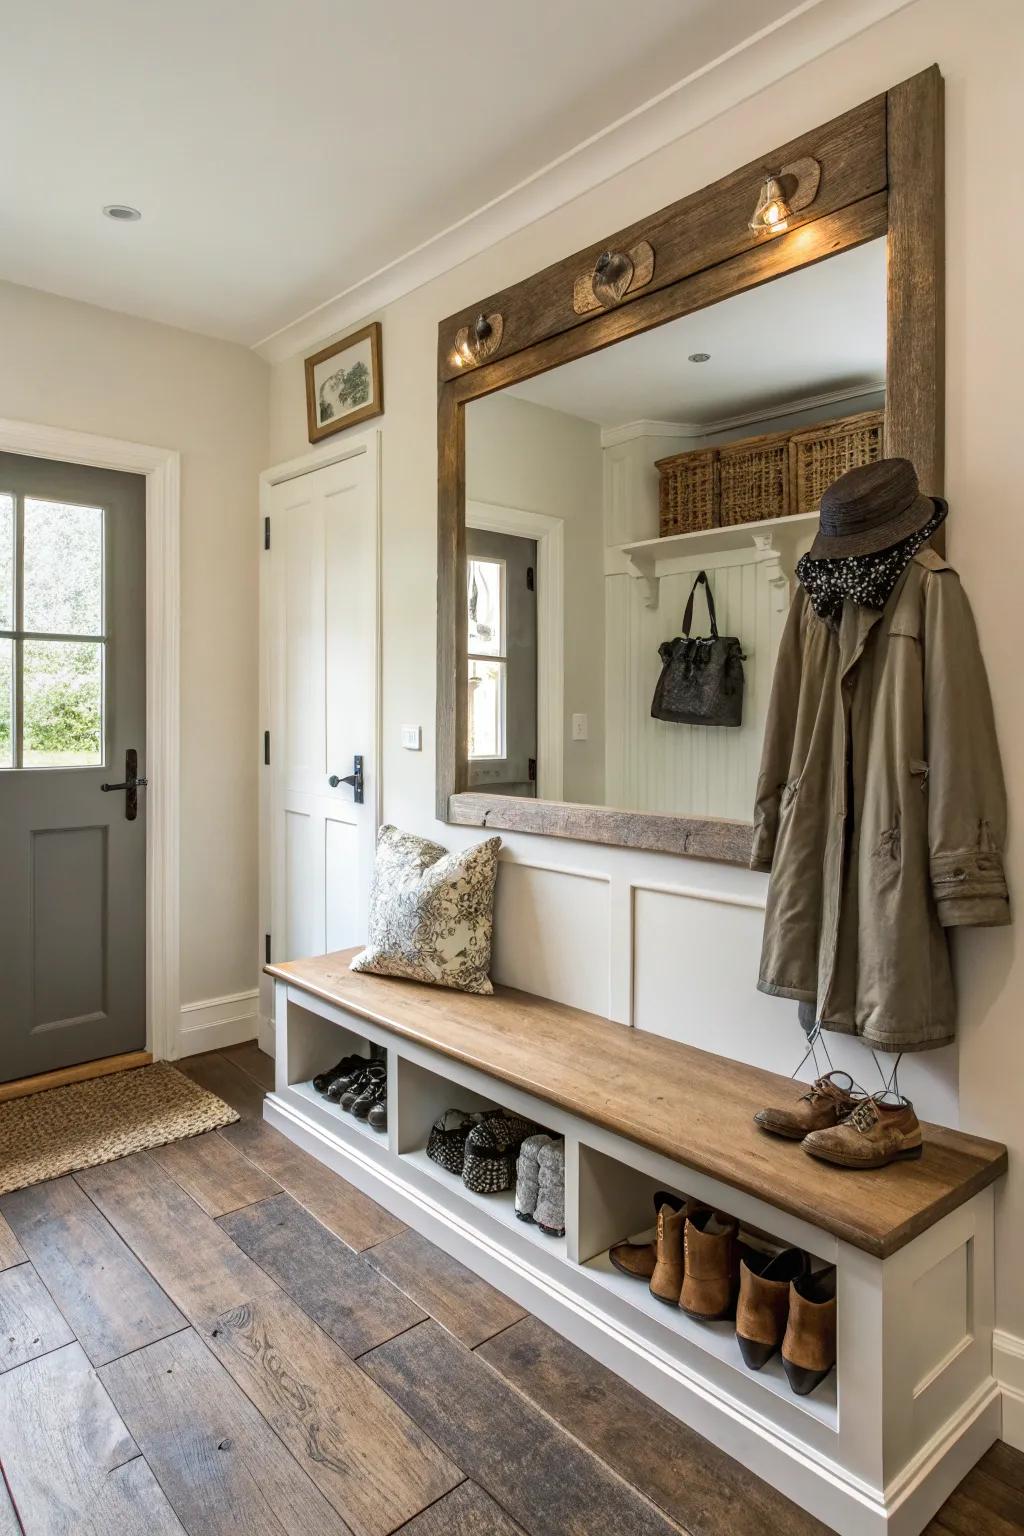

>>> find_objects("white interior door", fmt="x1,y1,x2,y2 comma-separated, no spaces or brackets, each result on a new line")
265,439,379,969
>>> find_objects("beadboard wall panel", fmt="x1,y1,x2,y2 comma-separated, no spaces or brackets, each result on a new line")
605,549,791,821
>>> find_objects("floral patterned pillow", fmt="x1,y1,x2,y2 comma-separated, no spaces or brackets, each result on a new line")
351,825,501,994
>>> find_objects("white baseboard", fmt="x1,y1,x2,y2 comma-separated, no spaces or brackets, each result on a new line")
995,1329,1024,1451
257,1014,276,1058
175,988,260,1058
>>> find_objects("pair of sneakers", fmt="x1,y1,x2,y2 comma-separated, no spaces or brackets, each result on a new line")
754,1071,922,1168
514,1134,565,1236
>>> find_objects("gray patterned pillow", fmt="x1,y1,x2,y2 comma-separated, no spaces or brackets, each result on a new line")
351,825,501,994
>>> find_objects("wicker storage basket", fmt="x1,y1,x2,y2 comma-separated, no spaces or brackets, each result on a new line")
655,449,719,536
718,430,791,526
789,409,884,516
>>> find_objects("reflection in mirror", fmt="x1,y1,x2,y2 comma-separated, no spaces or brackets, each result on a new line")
464,237,886,819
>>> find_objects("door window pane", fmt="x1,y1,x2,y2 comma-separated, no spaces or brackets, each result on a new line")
23,499,103,636
22,640,103,766
0,640,12,768
468,558,503,657
0,495,12,630
469,658,505,759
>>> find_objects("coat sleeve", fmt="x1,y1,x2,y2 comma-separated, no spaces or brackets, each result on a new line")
750,591,807,872
923,565,1010,926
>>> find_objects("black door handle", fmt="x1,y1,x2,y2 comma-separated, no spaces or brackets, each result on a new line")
328,755,364,803
100,748,147,821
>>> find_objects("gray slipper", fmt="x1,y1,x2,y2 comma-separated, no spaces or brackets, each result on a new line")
515,1134,553,1221
535,1140,566,1236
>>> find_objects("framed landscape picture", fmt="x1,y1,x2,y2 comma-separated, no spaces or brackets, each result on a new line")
305,321,383,442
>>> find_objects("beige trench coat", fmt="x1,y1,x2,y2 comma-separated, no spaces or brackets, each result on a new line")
752,548,1009,1052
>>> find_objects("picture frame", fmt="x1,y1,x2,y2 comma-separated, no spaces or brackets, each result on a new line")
304,321,383,442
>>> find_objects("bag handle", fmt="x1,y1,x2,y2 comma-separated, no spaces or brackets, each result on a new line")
681,570,719,639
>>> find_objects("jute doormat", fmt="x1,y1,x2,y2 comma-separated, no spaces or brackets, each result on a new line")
0,1062,240,1196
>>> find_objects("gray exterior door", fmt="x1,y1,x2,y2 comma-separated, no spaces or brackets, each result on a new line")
467,528,538,796
0,454,146,1082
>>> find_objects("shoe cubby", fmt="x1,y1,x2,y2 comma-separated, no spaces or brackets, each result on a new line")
278,999,391,1150
574,1142,838,1429
394,1055,568,1259
266,968,1002,1536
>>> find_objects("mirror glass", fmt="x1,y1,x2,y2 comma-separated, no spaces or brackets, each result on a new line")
464,237,886,819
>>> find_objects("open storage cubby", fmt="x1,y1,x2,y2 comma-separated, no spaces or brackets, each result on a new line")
574,1142,838,1428
279,999,391,1151
266,953,1006,1536
396,1055,568,1260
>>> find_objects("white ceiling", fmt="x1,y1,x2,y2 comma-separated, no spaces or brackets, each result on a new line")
508,238,887,428
0,0,822,346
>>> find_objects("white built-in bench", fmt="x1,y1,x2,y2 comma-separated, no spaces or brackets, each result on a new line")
265,948,1007,1536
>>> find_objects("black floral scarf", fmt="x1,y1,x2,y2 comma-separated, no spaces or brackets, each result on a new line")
796,503,948,621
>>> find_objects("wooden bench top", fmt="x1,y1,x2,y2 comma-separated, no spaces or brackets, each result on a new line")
267,950,1007,1259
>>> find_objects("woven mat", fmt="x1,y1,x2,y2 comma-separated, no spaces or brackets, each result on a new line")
0,1062,240,1196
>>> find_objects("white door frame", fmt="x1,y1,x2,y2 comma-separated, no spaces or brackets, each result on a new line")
0,416,180,1062
257,430,382,1048
467,499,564,800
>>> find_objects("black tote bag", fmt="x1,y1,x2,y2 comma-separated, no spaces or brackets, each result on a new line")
651,570,745,727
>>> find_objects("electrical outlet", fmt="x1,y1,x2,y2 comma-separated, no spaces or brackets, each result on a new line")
571,713,588,741
400,724,422,751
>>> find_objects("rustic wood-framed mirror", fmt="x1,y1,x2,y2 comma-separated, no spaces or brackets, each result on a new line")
437,67,943,865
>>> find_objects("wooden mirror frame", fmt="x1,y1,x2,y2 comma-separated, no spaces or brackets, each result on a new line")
437,67,943,865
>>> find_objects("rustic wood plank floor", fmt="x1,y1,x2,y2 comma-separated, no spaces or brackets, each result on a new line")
0,1044,1019,1536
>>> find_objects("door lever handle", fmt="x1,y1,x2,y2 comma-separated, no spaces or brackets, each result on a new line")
100,749,147,821
328,754,364,803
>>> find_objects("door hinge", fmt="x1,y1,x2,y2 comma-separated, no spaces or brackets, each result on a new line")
526,565,535,591
528,756,537,783
263,729,270,765
264,515,271,551
265,932,272,965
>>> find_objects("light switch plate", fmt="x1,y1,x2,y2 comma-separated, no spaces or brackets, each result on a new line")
571,713,588,741
401,724,422,751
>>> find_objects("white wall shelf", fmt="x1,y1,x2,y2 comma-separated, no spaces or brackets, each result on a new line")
609,511,818,607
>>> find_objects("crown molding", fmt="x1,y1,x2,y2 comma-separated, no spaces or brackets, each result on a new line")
254,0,915,365
600,419,696,448
599,383,885,447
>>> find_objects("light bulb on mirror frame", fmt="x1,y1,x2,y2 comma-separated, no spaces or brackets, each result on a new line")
749,174,792,235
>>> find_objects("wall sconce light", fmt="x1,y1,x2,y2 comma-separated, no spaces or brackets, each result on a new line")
450,311,503,369
749,175,792,234
748,156,821,236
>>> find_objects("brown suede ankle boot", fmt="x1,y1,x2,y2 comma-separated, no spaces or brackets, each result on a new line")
680,1209,739,1321
648,1193,686,1305
735,1248,807,1370
782,1267,837,1396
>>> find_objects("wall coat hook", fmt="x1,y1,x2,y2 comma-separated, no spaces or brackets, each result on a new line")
451,312,503,368
573,239,655,314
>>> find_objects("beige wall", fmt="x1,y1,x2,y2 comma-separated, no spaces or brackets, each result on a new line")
271,0,1021,1337
466,392,605,802
0,279,268,1007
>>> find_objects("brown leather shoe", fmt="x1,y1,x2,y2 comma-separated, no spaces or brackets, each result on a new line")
736,1248,808,1370
782,1267,837,1395
648,1193,686,1305
610,1239,656,1280
680,1209,739,1321
802,1094,923,1169
754,1071,859,1140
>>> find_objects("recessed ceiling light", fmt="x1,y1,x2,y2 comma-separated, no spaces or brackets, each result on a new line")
688,352,711,363
102,204,142,222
